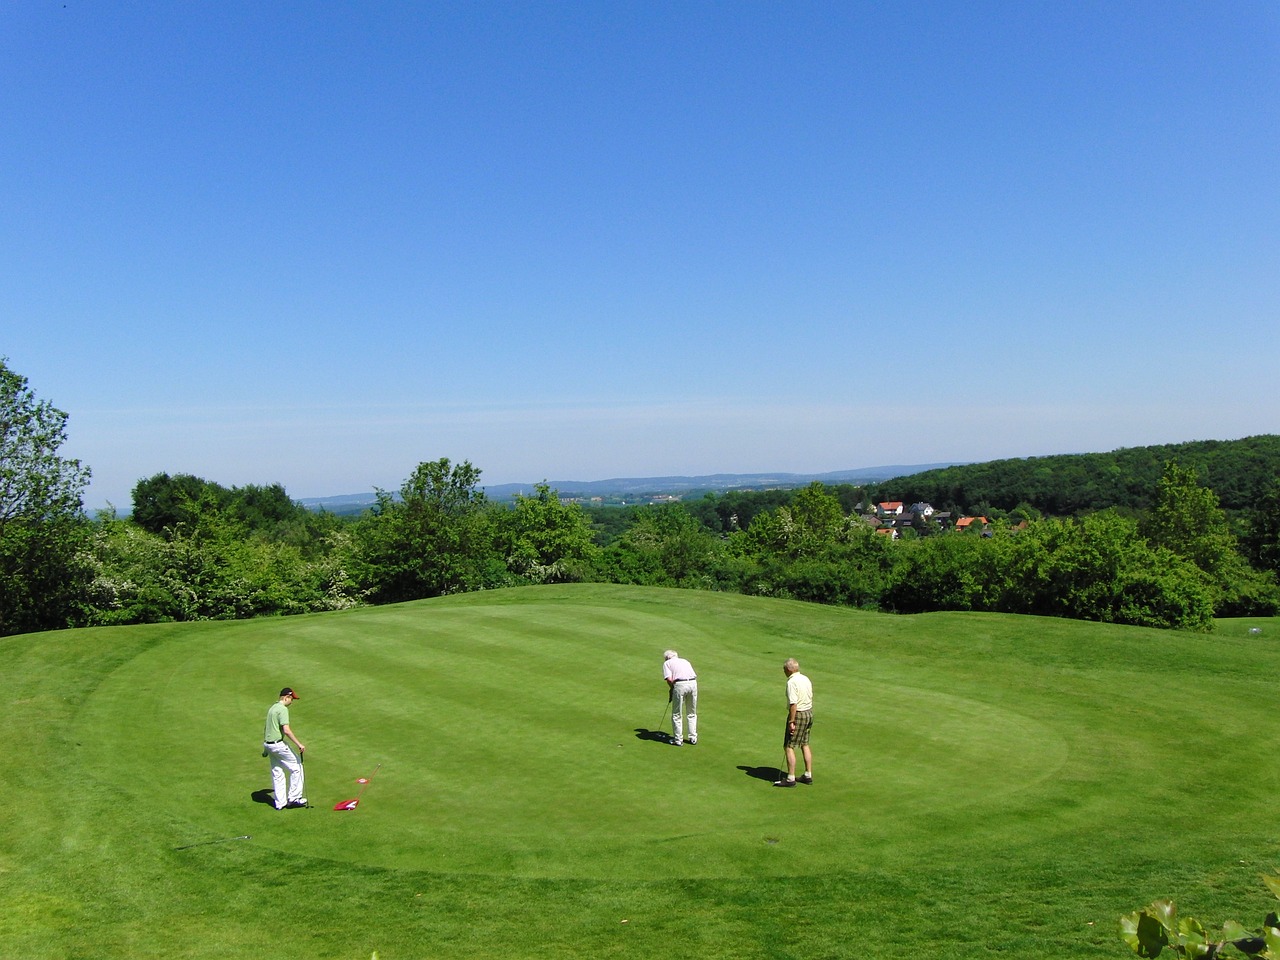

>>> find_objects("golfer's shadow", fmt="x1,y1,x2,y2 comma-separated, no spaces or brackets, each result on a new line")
738,765,782,783
634,727,672,743
250,788,275,805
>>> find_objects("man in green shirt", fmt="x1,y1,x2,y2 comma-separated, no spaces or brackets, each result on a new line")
263,687,307,809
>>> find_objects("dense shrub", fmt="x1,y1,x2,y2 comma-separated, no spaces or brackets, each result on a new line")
591,503,731,589
80,513,365,625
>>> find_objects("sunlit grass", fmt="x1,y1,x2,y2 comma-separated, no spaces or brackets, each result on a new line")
4,585,1279,958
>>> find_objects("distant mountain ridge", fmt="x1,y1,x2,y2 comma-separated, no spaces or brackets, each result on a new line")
298,463,961,512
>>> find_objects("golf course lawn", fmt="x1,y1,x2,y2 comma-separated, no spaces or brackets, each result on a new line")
4,583,1279,959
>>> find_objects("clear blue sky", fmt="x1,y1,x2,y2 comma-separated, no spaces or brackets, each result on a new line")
3,2,1276,509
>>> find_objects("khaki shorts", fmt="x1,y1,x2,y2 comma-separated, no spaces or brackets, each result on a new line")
785,710,812,747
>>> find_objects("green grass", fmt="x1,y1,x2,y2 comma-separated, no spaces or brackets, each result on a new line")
4,584,1280,958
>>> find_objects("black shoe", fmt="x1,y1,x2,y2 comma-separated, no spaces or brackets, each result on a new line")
286,799,309,808
773,778,796,788
799,774,812,784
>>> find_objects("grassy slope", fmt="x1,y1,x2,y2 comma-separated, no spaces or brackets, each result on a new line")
3,584,1279,959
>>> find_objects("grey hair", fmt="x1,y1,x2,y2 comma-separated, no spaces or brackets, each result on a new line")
784,657,800,672
664,649,679,660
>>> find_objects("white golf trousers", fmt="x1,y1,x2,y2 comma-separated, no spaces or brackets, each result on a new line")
266,741,305,808
671,680,698,744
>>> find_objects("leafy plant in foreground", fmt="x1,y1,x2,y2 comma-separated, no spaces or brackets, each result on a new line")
1121,876,1280,957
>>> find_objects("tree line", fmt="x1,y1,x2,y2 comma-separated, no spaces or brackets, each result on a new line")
3,357,1278,638
866,435,1280,518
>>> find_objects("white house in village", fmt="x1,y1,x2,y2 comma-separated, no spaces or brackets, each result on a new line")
865,500,956,538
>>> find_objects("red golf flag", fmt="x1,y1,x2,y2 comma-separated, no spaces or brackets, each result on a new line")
333,763,380,811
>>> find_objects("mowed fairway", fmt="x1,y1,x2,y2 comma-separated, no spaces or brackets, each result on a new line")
5,584,1280,959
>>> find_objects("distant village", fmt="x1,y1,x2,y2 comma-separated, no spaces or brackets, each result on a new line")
861,501,990,538
561,491,990,538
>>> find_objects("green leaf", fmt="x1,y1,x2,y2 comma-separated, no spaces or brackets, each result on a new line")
1263,876,1280,903
1263,925,1280,958
1223,921,1252,941
1223,920,1267,955
1149,901,1178,935
1121,909,1172,957
1180,916,1207,940
1177,919,1215,959
1122,913,1143,949
1138,914,1171,956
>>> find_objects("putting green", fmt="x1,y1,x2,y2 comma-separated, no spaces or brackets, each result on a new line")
77,586,1065,880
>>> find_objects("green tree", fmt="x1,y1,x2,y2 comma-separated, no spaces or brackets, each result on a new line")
595,503,731,588
0,359,93,635
353,458,506,603
1140,462,1238,574
1140,461,1278,616
734,483,869,560
499,483,599,583
131,472,231,534
686,487,795,534
878,513,1214,630
1242,477,1280,575
1026,512,1214,630
728,484,891,606
226,482,306,532
882,532,999,613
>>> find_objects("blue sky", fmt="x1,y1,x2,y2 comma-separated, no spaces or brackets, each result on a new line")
3,2,1277,509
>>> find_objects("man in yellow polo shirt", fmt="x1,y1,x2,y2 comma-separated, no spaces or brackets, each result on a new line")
775,658,813,787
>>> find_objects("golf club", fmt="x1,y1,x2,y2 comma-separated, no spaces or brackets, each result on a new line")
334,762,381,811
657,691,671,737
296,746,309,807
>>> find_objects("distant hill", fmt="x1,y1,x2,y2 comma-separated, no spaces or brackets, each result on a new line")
482,464,961,500
868,435,1280,515
298,463,961,513
298,437,1280,517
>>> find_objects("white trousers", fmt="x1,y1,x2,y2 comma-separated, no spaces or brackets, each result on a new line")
671,680,698,744
266,741,305,809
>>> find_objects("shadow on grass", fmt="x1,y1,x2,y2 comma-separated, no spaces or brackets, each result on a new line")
634,728,673,744
738,765,783,783
251,788,275,806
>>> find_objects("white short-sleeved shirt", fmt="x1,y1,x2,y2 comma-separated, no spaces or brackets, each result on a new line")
664,657,697,682
786,672,813,712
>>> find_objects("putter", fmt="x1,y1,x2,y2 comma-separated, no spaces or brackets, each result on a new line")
658,690,672,738
334,762,381,811
296,747,308,807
